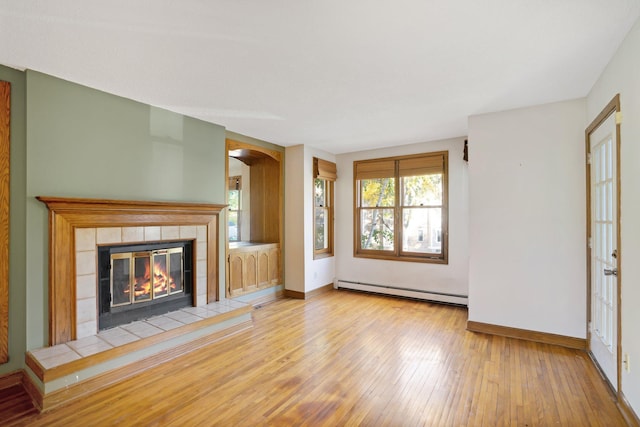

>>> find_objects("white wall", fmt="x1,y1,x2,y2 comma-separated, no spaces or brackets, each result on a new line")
284,145,337,294
335,137,469,301
467,99,586,338
587,16,640,416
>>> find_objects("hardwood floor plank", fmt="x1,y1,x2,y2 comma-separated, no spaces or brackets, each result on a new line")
1,290,630,426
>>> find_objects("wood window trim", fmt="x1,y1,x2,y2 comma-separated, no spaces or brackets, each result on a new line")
0,81,10,363
353,151,448,264
313,158,336,259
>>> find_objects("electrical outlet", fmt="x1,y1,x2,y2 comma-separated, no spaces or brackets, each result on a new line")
623,353,631,373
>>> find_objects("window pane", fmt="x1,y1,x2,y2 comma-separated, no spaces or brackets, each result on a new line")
360,209,394,250
228,211,239,241
314,179,326,207
360,178,395,207
402,174,442,206
314,207,329,250
228,189,240,210
402,207,441,253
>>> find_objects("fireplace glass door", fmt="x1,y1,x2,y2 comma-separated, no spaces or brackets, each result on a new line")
98,241,193,330
111,248,184,308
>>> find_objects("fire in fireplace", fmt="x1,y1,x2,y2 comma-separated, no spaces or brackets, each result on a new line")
98,240,193,330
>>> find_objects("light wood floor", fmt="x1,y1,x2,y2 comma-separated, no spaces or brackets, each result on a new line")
2,290,627,426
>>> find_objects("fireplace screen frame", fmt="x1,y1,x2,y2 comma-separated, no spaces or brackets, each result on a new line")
111,247,184,307
98,240,194,330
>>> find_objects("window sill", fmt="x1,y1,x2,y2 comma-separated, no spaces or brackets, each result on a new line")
354,252,448,265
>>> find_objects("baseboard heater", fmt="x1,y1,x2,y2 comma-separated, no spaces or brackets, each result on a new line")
335,279,468,306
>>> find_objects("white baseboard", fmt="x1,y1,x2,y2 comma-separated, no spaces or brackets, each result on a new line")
335,280,468,306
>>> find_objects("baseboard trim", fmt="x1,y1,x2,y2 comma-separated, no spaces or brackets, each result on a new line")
466,320,586,350
0,370,24,390
619,391,640,427
22,370,43,412
284,283,334,300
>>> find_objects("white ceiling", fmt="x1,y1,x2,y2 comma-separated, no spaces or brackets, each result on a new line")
1,1,639,154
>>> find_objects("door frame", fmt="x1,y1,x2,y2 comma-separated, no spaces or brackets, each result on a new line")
585,93,621,393
0,80,10,364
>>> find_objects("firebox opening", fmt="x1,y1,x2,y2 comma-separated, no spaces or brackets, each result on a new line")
98,240,194,330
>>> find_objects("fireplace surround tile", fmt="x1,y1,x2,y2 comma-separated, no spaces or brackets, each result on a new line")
76,274,96,300
144,226,161,241
75,228,96,251
96,227,122,244
161,225,180,240
76,297,97,324
75,250,96,276
122,227,144,242
77,321,98,341
179,225,197,239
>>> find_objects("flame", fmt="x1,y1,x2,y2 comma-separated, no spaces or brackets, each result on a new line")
114,251,182,305
132,257,176,299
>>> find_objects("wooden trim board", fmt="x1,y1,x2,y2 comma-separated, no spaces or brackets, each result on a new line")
619,391,640,427
0,369,22,390
0,81,10,364
284,283,334,300
467,320,586,350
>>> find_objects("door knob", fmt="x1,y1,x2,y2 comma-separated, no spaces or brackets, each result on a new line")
604,268,618,276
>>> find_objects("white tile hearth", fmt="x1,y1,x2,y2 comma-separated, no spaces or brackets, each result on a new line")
164,310,202,325
67,335,113,357
144,315,184,331
119,321,165,339
97,327,141,347
30,344,82,370
29,300,251,371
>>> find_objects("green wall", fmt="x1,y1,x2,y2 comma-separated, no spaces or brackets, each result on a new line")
25,71,227,350
0,65,27,375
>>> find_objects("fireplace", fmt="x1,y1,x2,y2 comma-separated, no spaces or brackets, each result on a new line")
36,197,224,345
98,240,194,330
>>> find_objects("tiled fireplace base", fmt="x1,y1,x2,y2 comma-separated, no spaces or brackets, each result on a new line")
24,300,253,412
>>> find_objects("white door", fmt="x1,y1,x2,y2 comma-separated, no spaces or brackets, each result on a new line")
589,111,618,391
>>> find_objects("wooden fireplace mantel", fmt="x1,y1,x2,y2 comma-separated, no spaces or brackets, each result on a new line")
37,196,226,345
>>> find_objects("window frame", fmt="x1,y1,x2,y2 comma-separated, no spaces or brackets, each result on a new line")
313,157,336,259
353,151,448,264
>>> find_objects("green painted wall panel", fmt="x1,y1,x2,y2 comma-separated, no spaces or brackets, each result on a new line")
27,72,225,202
25,71,226,349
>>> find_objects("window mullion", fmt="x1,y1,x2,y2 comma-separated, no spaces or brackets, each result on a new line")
394,160,400,257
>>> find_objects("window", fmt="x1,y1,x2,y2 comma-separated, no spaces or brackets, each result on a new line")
313,158,336,258
354,151,447,263
228,176,241,242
